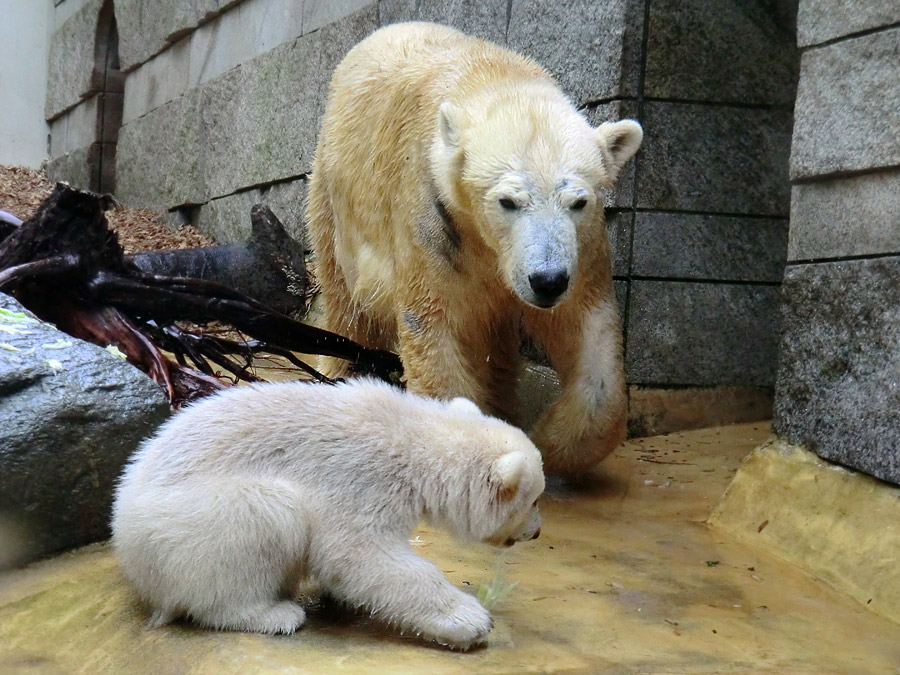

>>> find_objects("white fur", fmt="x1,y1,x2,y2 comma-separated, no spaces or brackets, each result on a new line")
111,378,544,649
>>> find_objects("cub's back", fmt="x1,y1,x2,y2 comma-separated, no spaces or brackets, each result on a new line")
120,381,404,487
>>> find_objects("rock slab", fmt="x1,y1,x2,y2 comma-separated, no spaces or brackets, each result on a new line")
773,258,900,485
0,293,170,569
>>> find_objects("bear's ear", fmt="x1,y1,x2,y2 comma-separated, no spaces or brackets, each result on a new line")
450,397,481,415
438,101,462,150
596,119,643,184
491,451,526,502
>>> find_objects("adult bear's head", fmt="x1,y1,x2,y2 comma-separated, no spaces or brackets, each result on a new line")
431,89,642,309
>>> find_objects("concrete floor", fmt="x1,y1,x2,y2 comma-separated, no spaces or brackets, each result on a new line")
1,423,899,674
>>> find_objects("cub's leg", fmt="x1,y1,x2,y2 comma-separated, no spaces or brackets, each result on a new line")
317,543,492,650
524,293,627,475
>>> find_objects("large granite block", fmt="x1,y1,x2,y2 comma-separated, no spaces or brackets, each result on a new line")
46,0,103,120
416,0,509,44
378,0,416,24
632,212,788,282
261,178,311,250
798,0,900,47
49,95,100,157
789,169,900,261
774,258,900,485
196,188,262,243
637,102,792,216
45,143,100,192
645,0,798,105
791,28,900,180
626,281,781,387
508,0,643,104
606,211,632,278
202,6,377,197
123,35,191,125
115,88,205,208
304,0,375,34
116,0,242,71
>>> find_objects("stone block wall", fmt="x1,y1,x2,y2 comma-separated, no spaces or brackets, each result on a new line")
773,3,900,484
45,0,800,431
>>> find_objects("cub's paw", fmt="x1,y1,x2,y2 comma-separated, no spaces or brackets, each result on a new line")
425,594,493,650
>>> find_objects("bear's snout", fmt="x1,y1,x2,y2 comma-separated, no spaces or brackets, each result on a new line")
528,269,569,307
530,527,540,540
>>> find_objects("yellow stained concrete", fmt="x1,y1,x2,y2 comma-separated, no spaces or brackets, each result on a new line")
710,438,900,626
1,423,899,674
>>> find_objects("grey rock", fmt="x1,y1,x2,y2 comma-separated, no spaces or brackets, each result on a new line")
773,258,900,485
0,293,170,568
637,102,793,216
626,281,782,387
791,28,900,180
644,0,798,105
789,169,900,261
508,0,644,104
632,212,788,282
798,0,900,47
45,0,104,120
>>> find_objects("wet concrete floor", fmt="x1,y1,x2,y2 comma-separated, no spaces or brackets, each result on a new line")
1,422,898,674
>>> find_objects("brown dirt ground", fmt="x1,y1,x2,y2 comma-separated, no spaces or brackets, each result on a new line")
0,164,217,253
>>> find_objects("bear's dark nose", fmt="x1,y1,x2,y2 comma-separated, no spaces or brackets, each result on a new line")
528,269,569,306
531,528,540,540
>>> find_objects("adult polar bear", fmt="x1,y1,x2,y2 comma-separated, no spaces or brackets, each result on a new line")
308,23,642,475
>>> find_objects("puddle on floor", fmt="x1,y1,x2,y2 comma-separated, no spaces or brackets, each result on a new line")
1,423,898,674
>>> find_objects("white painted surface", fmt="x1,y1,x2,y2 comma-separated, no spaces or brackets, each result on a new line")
0,0,53,167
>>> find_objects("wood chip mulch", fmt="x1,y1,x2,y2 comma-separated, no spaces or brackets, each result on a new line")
0,164,217,254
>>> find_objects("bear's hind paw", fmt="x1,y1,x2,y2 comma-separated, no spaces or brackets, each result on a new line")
202,600,307,635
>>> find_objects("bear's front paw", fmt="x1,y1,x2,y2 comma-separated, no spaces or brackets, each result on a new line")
424,594,493,650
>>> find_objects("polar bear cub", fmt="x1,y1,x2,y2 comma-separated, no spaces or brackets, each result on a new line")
111,378,544,649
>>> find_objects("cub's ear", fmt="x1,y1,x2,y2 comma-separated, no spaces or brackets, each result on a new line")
595,119,643,184
491,451,527,502
438,101,462,150
449,397,481,415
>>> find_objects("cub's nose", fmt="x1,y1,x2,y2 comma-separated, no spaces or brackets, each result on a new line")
528,269,569,306
530,528,541,541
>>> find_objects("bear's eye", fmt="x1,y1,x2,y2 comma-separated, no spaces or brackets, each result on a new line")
570,198,588,211
499,198,518,211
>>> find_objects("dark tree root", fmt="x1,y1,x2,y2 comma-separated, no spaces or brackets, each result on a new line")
0,183,402,407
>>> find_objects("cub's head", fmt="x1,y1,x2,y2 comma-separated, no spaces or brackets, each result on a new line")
482,446,545,547
432,95,642,309
439,400,546,546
